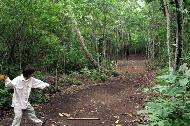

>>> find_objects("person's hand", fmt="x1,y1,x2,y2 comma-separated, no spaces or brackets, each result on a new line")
4,75,8,80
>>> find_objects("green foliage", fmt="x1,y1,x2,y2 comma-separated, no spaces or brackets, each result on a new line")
33,71,46,80
139,64,190,126
181,53,190,66
29,89,49,104
80,67,112,81
0,82,11,108
1,0,189,111
0,0,156,74
62,74,83,86
59,63,118,86
80,67,92,78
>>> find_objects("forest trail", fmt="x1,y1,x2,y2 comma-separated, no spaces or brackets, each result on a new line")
117,55,146,74
1,55,155,126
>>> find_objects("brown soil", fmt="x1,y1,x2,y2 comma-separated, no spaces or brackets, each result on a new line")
0,55,155,126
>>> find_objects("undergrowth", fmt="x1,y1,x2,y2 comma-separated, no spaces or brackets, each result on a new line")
139,63,190,126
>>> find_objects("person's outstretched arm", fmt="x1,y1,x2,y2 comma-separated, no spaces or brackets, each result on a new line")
4,76,17,88
31,77,50,89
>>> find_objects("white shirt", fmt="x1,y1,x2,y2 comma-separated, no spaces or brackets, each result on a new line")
5,74,49,109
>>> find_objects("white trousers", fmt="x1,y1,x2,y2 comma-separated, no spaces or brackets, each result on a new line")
11,104,43,126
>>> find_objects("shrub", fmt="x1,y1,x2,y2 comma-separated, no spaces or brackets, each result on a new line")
0,82,11,108
139,63,190,126
29,89,49,104
62,75,82,86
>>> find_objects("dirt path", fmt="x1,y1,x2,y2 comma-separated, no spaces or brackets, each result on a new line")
1,55,155,126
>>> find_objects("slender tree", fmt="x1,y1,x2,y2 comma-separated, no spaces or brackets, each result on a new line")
163,0,174,73
72,16,97,67
174,0,184,70
66,0,97,67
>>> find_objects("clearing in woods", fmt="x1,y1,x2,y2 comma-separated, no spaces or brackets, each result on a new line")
1,55,155,126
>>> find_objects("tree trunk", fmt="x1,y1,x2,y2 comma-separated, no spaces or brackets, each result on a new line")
55,61,58,91
65,0,97,67
174,0,183,70
7,40,17,64
160,0,166,16
147,31,151,59
72,17,97,67
158,39,162,63
146,43,148,60
163,0,174,73
128,31,132,55
92,20,100,72
152,39,155,59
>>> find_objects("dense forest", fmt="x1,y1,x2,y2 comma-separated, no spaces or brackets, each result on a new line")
1,0,190,125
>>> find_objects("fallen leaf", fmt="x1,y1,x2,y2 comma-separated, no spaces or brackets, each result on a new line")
127,113,133,117
114,116,119,119
62,112,71,117
59,113,63,117
115,119,119,124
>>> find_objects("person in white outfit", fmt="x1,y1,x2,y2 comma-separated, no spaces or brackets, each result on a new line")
4,65,50,126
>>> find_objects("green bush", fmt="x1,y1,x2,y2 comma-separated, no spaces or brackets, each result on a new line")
80,67,92,78
80,67,110,81
29,89,49,104
63,75,82,86
139,63,190,126
0,82,11,108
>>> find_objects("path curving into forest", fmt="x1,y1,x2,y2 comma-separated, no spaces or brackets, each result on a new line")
1,55,155,126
